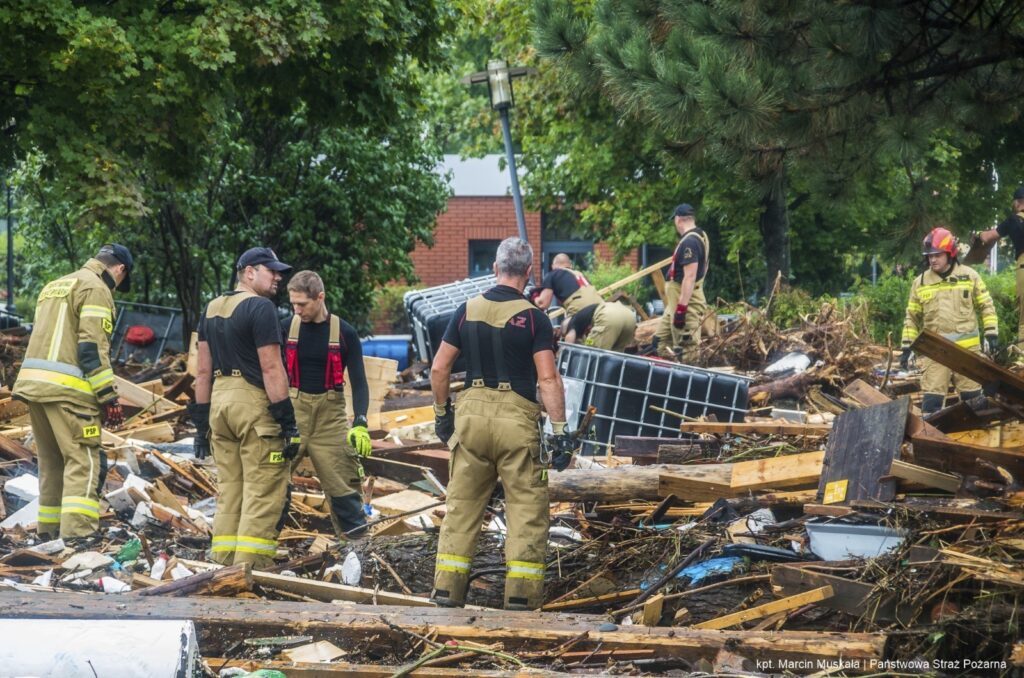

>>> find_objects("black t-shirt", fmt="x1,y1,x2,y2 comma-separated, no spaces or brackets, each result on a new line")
997,212,1024,259
541,268,587,305
441,285,554,402
670,228,708,283
568,303,599,337
198,292,281,389
280,315,370,417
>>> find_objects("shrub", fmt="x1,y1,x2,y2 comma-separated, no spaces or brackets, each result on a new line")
369,284,418,334
584,259,653,305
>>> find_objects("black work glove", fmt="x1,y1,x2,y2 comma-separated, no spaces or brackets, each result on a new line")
188,401,211,460
102,401,124,430
434,399,454,445
899,347,912,371
985,333,1000,358
269,398,301,460
545,421,577,471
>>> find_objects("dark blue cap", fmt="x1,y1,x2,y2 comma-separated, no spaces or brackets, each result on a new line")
1014,186,1024,201
97,243,134,292
672,203,695,218
236,247,292,273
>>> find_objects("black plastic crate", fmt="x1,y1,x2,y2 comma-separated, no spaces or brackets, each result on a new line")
557,343,750,455
404,275,497,368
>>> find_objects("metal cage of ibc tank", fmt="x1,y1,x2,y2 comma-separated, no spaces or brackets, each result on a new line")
404,275,497,366
556,343,750,455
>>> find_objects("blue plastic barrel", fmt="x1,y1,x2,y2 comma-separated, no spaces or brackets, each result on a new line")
361,334,412,371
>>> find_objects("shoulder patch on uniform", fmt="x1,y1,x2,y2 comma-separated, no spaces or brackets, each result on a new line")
683,247,693,258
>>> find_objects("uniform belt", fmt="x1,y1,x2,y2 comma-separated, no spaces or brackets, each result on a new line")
213,369,243,378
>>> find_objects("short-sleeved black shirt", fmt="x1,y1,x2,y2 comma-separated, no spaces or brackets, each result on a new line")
568,303,599,337
996,212,1024,259
280,315,370,416
198,292,282,389
670,228,708,283
541,268,587,305
441,285,554,402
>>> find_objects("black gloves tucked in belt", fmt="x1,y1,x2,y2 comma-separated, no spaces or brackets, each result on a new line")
434,399,454,445
269,398,301,460
188,401,211,460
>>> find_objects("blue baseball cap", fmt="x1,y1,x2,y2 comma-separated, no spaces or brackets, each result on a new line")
236,247,293,273
97,243,134,292
672,203,695,218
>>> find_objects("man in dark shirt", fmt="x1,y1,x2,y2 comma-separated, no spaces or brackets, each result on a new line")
429,237,573,610
974,186,1024,355
192,247,299,568
283,270,371,539
536,253,636,352
655,203,710,363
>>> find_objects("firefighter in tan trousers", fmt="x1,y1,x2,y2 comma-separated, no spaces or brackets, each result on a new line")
534,253,636,351
191,247,299,568
900,227,999,415
13,244,132,538
283,270,372,539
430,237,577,610
972,185,1024,360
656,203,710,363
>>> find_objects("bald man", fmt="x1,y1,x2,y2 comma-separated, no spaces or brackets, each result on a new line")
535,254,636,352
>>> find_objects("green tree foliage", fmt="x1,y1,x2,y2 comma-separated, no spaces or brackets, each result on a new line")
3,1,454,333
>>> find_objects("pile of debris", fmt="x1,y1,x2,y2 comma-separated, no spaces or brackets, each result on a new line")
0,316,1022,676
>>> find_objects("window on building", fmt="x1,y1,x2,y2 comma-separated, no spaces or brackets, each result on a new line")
468,239,501,278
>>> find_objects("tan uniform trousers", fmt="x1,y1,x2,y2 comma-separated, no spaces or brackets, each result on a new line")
656,280,706,363
28,401,105,538
210,376,290,569
433,388,548,609
291,388,365,537
919,347,983,400
586,302,637,352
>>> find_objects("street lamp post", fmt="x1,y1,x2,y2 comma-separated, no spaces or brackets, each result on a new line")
462,60,533,249
4,180,12,315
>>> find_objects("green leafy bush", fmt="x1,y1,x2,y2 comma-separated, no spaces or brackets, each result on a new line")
583,258,652,305
369,284,418,334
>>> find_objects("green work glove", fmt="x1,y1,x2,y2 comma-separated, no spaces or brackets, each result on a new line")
347,416,372,457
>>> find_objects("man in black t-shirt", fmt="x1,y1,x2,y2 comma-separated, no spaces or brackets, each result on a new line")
654,203,710,363
974,186,1024,354
283,270,371,539
429,237,573,611
192,247,298,568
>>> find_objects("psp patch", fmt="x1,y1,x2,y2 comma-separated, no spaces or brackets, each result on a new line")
82,425,100,438
268,451,285,464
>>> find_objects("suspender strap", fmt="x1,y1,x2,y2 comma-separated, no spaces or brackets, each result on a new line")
491,324,511,390
465,321,486,387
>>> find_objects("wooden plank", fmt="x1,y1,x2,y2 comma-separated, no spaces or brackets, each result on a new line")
817,398,908,505
0,591,885,665
770,565,908,624
693,586,834,630
0,432,34,463
252,570,436,607
373,445,450,483
730,451,824,491
136,378,164,396
122,421,175,443
186,331,199,378
209,660,565,677
362,457,430,486
639,593,664,626
910,433,1024,479
802,504,856,518
0,397,28,423
679,422,832,436
658,465,735,501
133,562,252,597
114,375,183,416
843,378,945,439
368,404,435,431
542,588,642,612
912,329,1024,402
888,459,962,493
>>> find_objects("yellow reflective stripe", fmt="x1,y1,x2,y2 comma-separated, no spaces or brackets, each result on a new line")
236,535,276,546
507,560,545,581
63,496,99,509
87,368,114,389
235,544,279,556
436,553,471,573
38,505,61,523
955,335,980,348
17,368,94,395
61,496,100,519
81,305,112,321
47,302,68,361
982,314,998,327
234,536,277,555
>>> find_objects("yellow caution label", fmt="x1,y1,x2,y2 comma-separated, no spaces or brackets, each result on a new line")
268,451,285,464
823,479,848,504
102,318,113,334
82,425,100,438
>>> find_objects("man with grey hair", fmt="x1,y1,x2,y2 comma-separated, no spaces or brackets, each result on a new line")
429,237,573,610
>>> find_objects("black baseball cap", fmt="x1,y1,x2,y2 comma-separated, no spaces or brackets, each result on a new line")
97,243,134,292
236,247,293,273
1013,186,1024,201
672,203,695,218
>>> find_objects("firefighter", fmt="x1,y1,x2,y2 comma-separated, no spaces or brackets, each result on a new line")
191,247,298,568
655,203,710,363
430,237,574,610
283,270,372,539
900,227,998,415
972,186,1024,357
534,253,636,352
13,244,132,539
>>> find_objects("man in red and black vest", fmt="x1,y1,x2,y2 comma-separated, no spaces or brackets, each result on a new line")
283,270,371,538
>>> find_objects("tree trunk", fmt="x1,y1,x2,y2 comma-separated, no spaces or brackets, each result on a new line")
758,167,791,295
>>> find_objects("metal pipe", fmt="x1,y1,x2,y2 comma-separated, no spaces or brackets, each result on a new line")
5,181,13,314
499,107,529,248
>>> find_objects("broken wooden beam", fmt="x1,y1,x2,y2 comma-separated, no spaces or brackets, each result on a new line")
0,591,885,666
209,659,565,677
888,460,962,493
911,329,1024,402
770,565,913,625
613,435,719,461
252,570,435,607
910,433,1024,480
658,452,825,502
843,378,944,439
0,432,35,464
133,562,252,598
693,586,834,630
